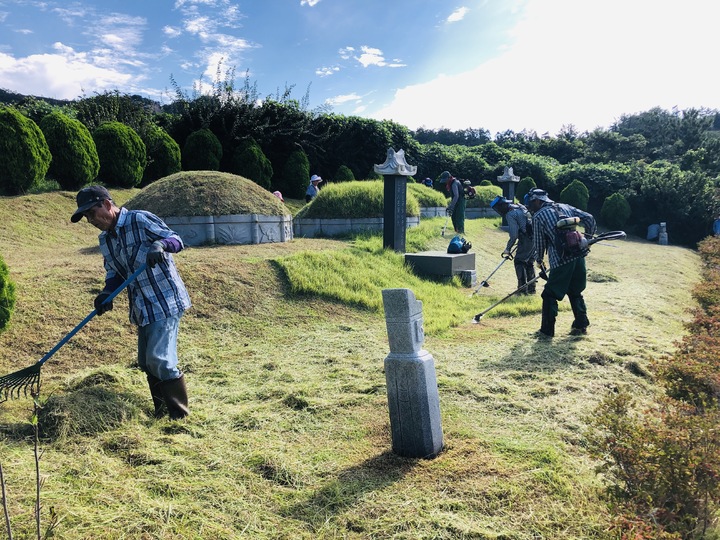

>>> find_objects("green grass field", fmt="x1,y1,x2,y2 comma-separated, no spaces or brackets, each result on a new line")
0,189,702,539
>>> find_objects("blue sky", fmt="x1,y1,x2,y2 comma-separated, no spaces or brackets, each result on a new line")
0,0,718,136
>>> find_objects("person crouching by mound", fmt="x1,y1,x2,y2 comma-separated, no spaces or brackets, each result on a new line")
306,174,323,203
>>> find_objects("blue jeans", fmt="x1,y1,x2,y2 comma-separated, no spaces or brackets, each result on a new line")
137,314,183,381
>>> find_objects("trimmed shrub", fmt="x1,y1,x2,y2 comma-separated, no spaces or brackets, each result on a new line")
0,254,16,332
230,138,273,189
601,192,632,230
182,128,222,171
516,177,537,203
0,106,52,195
142,126,181,185
335,164,355,182
282,149,310,199
407,182,447,208
479,180,493,186
40,112,99,190
93,121,146,188
559,179,589,210
295,181,419,219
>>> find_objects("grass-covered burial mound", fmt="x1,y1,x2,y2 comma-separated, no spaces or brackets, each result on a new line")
125,171,288,217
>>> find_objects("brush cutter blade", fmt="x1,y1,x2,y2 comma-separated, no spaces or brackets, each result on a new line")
0,363,41,402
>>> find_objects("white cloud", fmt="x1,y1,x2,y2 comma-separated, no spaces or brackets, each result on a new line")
370,0,720,135
301,0,322,6
316,66,339,77
355,46,405,69
325,92,362,106
0,45,134,100
446,7,468,23
338,46,354,59
163,25,182,38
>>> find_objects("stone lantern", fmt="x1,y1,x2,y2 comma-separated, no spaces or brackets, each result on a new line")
374,148,417,252
496,166,520,227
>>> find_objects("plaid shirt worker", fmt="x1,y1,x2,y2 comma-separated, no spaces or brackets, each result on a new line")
99,207,191,327
533,202,596,269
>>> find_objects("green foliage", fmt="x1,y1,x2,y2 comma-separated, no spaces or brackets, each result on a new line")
556,162,634,213
40,111,99,190
280,149,310,199
516,177,537,203
230,138,273,189
141,126,181,185
499,152,559,193
294,180,420,219
182,128,222,171
93,121,146,188
466,184,503,208
587,237,720,538
559,179,589,210
0,106,51,195
406,182,447,208
628,161,718,245
0,254,16,331
479,179,492,186
588,391,720,538
600,192,631,229
73,91,156,136
334,164,355,182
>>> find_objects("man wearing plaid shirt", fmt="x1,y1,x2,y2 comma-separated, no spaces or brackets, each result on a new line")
526,188,596,338
72,186,192,419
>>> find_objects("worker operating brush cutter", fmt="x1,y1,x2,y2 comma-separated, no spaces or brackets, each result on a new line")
472,229,625,323
488,195,536,295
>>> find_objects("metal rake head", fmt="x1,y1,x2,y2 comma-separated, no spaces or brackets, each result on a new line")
0,363,41,403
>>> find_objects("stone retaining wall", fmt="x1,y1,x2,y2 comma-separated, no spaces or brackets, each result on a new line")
294,216,420,238
163,214,293,246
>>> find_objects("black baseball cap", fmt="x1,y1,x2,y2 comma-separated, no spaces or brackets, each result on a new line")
71,186,112,223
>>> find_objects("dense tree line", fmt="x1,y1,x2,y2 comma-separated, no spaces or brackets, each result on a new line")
1,71,718,246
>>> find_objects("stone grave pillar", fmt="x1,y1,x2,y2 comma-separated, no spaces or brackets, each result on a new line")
375,148,417,252
658,222,668,245
381,288,443,458
496,166,520,227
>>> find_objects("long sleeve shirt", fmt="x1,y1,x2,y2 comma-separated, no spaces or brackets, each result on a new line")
99,208,191,327
505,204,535,262
447,179,462,214
532,202,596,269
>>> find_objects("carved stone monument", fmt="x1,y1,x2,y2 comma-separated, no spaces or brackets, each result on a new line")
375,148,417,252
381,288,443,458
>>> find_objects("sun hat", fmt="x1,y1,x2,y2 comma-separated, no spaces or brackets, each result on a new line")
527,188,552,203
439,171,453,181
71,185,112,223
310,174,322,183
272,190,284,202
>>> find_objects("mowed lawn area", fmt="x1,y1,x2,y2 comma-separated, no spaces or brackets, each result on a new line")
0,189,701,539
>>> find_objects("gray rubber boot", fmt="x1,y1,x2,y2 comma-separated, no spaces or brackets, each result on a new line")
146,373,166,419
160,375,190,420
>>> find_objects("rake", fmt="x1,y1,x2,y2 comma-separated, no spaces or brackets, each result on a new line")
0,264,147,402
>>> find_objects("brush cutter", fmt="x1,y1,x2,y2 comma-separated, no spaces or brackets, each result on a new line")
0,263,148,402
441,214,449,237
472,275,541,322
469,247,516,296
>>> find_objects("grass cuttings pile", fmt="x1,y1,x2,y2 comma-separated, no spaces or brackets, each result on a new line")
38,367,144,440
295,180,421,219
125,171,288,217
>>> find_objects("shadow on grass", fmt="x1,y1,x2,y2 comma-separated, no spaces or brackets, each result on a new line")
284,450,416,526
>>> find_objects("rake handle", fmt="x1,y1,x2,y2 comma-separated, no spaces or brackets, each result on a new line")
36,264,148,366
